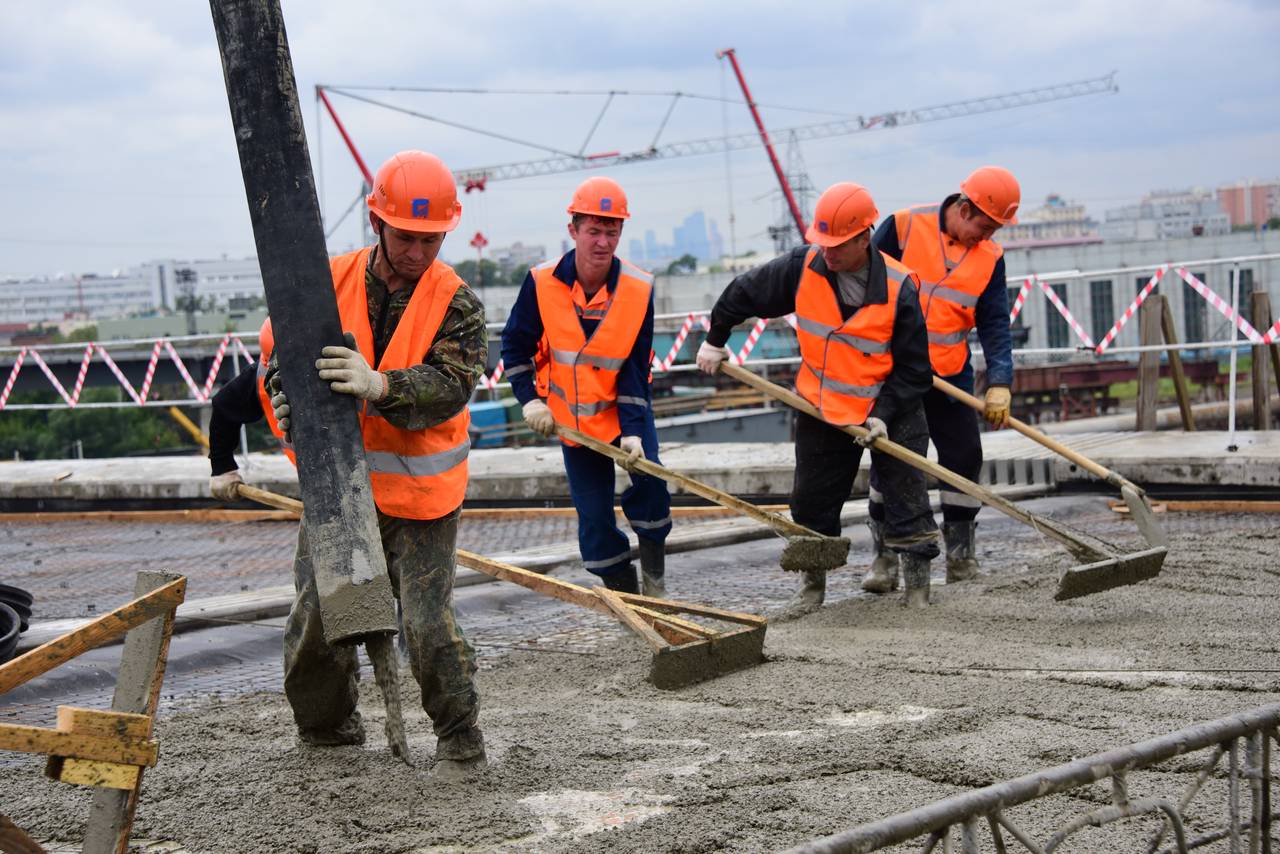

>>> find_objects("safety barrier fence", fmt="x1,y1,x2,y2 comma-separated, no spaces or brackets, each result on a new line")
2,254,1277,410
784,702,1277,854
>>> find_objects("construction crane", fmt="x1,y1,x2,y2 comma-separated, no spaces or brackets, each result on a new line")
315,68,1118,240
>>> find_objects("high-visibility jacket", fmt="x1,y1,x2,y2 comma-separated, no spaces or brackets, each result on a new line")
257,247,471,520
894,204,1002,376
794,247,911,426
532,256,653,443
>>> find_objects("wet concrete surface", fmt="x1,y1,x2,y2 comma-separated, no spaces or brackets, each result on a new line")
3,496,1279,852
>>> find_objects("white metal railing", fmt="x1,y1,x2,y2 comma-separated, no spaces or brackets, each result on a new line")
2,253,1277,412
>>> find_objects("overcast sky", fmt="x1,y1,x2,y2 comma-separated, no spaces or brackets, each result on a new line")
2,0,1277,278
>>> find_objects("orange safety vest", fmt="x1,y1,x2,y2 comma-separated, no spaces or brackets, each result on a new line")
794,247,908,426
532,255,653,444
894,204,1002,376
256,247,471,520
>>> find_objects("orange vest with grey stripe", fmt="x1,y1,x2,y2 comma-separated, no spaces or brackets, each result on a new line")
794,247,909,427
894,204,1002,376
532,256,653,444
256,248,471,520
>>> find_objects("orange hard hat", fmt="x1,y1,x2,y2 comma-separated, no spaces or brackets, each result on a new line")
959,166,1020,225
366,150,462,233
567,176,630,219
805,183,879,247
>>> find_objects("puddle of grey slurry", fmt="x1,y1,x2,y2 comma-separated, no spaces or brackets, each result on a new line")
3,496,1279,853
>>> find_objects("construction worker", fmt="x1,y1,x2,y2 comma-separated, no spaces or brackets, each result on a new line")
866,166,1019,591
206,150,488,780
697,183,939,611
500,177,671,597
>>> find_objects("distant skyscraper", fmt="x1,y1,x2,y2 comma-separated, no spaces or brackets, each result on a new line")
644,229,660,261
708,218,725,261
628,238,646,262
673,211,712,262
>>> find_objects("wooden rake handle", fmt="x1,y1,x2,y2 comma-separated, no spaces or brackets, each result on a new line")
931,376,1136,493
554,424,819,540
719,362,1109,561
234,483,303,514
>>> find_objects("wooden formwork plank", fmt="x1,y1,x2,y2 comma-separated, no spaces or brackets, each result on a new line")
0,577,186,694
1160,297,1196,432
1137,295,1163,432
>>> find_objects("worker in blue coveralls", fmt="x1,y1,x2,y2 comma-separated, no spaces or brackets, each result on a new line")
500,176,671,598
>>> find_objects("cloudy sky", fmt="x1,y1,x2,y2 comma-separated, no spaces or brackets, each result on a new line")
2,0,1277,278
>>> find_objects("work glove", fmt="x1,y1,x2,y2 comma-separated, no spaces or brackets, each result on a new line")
268,375,292,442
695,340,730,375
522,399,556,437
316,332,388,402
856,416,887,448
618,435,644,471
209,470,243,501
984,386,1012,428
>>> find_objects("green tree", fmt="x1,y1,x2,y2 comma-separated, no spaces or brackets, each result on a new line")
666,254,698,275
453,258,504,289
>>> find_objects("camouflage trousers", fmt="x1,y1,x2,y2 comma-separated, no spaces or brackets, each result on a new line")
282,507,483,760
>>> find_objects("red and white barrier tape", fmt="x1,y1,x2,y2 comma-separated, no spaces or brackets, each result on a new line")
96,345,143,405
652,312,702,372
137,340,164,402
1095,268,1165,354
1037,278,1095,349
733,317,770,365
201,335,231,401
1262,317,1280,345
1174,267,1263,344
0,348,27,411
1008,277,1035,324
28,350,75,407
69,344,94,406
233,336,257,365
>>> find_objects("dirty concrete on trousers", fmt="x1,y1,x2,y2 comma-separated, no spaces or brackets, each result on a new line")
4,499,1279,852
365,633,410,765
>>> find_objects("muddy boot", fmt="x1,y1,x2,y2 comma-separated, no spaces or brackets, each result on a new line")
638,539,667,599
430,727,488,782
298,712,366,747
860,519,899,594
900,553,931,609
600,564,640,594
773,569,826,621
943,521,980,583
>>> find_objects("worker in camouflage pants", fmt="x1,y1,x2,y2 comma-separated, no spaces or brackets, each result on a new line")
208,151,487,778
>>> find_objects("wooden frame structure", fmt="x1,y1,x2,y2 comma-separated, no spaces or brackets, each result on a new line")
0,571,186,854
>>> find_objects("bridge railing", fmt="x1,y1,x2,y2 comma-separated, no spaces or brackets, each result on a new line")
2,253,1278,411
782,703,1278,854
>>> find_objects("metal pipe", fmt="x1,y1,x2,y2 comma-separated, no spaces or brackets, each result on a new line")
780,704,1280,854
1227,265,1241,451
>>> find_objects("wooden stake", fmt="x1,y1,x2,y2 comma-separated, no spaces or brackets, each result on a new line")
83,571,183,854
1252,292,1273,431
1137,295,1163,431
1160,297,1196,431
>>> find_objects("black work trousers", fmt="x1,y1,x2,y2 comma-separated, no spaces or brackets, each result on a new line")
791,402,939,558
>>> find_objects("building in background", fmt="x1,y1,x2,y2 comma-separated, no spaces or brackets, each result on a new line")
490,241,546,277
1101,188,1229,241
1000,194,1100,248
1217,179,1280,228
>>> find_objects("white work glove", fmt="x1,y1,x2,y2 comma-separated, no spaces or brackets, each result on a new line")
618,435,644,471
696,340,730,375
209,470,243,501
522,399,556,437
856,416,887,447
316,332,388,402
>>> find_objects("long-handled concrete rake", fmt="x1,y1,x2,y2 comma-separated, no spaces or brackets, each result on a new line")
556,425,850,574
719,363,1167,600
931,376,1170,553
232,485,766,690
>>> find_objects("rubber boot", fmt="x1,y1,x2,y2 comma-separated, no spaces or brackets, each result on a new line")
943,520,980,583
638,539,667,598
600,564,640,595
773,569,826,621
430,727,488,782
900,553,931,609
860,519,900,594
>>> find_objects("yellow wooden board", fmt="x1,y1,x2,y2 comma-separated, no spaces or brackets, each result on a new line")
46,756,140,790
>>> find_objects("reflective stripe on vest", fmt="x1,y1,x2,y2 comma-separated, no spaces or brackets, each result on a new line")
894,204,1001,376
257,248,471,520
792,248,902,426
534,255,652,444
